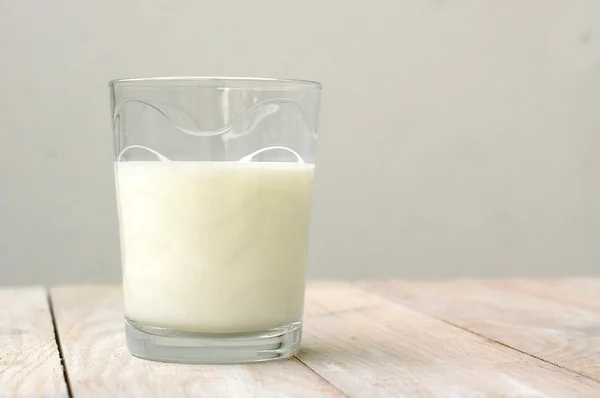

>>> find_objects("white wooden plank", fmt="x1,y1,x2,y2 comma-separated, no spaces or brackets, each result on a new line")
297,282,600,397
0,287,68,397
499,277,600,310
362,279,600,381
50,286,342,398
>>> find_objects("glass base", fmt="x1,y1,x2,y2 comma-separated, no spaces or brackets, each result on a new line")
124,318,302,364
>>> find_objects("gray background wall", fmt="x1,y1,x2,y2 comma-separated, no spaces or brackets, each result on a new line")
1,1,599,284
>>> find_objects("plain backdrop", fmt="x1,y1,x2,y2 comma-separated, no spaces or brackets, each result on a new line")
1,1,599,284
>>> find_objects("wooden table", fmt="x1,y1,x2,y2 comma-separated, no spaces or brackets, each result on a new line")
1,279,600,397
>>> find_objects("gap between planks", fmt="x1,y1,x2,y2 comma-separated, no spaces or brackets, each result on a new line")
46,283,600,397
47,289,74,398
44,288,340,398
297,282,600,396
0,286,68,398
362,288,598,384
48,286,345,398
360,279,600,384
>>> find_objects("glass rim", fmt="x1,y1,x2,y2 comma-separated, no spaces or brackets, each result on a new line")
109,76,322,89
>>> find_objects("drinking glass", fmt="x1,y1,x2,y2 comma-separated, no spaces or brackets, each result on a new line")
109,77,322,363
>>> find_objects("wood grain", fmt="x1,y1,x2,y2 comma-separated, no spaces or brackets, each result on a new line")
361,279,600,382
499,277,600,310
297,282,600,397
0,287,68,398
49,286,343,398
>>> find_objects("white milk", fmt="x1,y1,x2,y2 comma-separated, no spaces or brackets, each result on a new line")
115,161,314,333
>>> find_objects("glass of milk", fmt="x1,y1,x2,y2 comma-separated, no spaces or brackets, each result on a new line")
109,77,322,363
